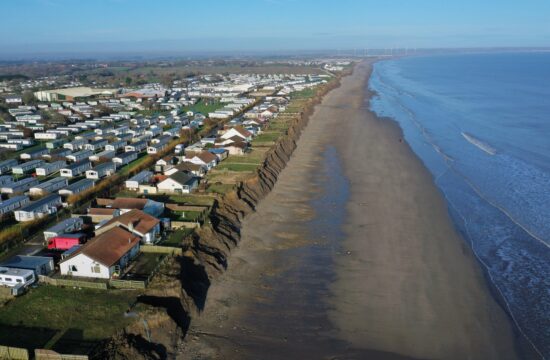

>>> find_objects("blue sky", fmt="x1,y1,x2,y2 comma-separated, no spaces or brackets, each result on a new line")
2,0,550,55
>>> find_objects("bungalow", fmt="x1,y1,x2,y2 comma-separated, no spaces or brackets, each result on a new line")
222,141,249,156
35,160,66,176
125,170,153,191
157,171,198,194
1,177,39,194
113,151,138,167
87,208,120,224
14,194,62,222
12,159,45,175
29,177,68,197
89,149,115,162
59,227,140,279
105,140,126,152
60,160,92,178
59,178,95,197
43,217,84,241
125,140,147,153
20,148,49,160
220,127,252,142
173,162,207,177
0,195,30,216
154,156,177,173
183,151,218,170
84,139,108,151
86,162,116,180
66,149,93,163
0,159,18,175
95,209,161,244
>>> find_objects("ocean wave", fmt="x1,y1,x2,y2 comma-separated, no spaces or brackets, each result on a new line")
461,132,497,155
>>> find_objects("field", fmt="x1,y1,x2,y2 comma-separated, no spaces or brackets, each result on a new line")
182,99,224,115
216,163,259,172
0,286,138,352
162,228,195,247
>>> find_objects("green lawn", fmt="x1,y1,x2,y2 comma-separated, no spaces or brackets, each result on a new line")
125,252,164,278
161,228,195,247
252,132,283,143
0,286,137,346
182,99,224,115
223,155,263,165
206,183,235,194
290,87,317,100
216,163,259,172
117,152,150,176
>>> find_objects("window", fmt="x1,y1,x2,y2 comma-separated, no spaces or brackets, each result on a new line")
70,265,78,272
4,278,12,282
25,275,33,281
92,264,101,274
16,279,22,283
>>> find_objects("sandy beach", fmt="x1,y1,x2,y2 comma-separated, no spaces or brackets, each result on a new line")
182,61,521,359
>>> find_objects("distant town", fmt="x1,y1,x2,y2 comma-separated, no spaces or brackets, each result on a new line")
0,58,351,357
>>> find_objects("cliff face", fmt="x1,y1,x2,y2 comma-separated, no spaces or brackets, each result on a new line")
95,73,347,360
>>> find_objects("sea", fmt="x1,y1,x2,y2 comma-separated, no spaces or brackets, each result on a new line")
369,52,550,358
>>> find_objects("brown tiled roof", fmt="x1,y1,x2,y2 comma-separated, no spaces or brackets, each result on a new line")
235,127,252,138
88,208,117,215
100,209,159,236
111,197,148,210
196,151,217,164
64,227,139,267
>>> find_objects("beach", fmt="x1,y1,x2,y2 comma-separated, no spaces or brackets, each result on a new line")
182,60,521,359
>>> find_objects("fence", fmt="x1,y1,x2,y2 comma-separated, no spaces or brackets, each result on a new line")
38,276,108,290
171,221,200,230
108,279,146,290
35,349,88,360
140,245,182,255
0,345,29,360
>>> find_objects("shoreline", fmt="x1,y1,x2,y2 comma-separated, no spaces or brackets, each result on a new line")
180,60,523,359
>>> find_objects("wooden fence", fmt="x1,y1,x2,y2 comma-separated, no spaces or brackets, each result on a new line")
108,279,146,290
35,349,88,360
140,245,182,255
0,345,29,360
38,276,108,290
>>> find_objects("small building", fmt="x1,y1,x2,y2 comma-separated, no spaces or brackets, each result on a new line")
86,162,116,180
125,170,153,191
59,178,95,197
87,208,120,224
1,177,39,194
0,195,30,216
47,233,86,251
14,194,62,222
43,217,84,241
113,151,138,167
59,227,140,279
183,151,218,170
0,255,54,276
109,197,164,217
12,160,45,175
60,160,92,178
156,171,198,194
35,160,66,176
95,209,161,244
29,176,68,197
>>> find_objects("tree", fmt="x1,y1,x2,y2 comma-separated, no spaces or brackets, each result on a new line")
125,76,133,86
22,91,36,105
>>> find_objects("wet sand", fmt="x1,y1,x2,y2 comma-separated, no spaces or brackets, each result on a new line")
182,61,520,359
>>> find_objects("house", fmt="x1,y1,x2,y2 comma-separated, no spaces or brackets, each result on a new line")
43,217,84,241
60,160,92,178
87,208,120,223
14,194,62,222
66,149,93,163
183,151,218,170
59,227,140,279
221,127,252,142
173,162,207,177
12,160,45,175
1,255,54,276
35,160,66,176
113,151,138,167
154,156,177,173
222,141,249,155
208,148,228,161
59,178,95,197
109,197,164,217
20,148,49,160
0,267,35,288
1,177,39,194
156,171,198,194
86,162,116,180
29,177,68,197
0,159,18,175
125,170,153,191
0,195,30,216
95,209,161,244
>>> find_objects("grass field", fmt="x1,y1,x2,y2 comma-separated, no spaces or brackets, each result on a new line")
216,163,259,172
182,99,224,115
206,183,235,194
290,87,318,100
162,228,195,247
0,286,137,348
252,132,283,143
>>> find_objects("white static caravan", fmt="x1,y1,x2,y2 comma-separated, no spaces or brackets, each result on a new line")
0,267,35,288
0,159,18,175
125,170,153,191
84,139,108,152
0,175,12,186
63,139,87,151
43,217,84,241
147,143,167,155
29,177,68,197
113,151,138,167
12,160,45,175
89,150,115,162
0,195,30,216
35,160,66,176
125,140,147,153
60,161,92,178
85,162,116,180
105,140,126,152
14,194,62,222
58,178,95,197
66,149,93,163
1,177,39,194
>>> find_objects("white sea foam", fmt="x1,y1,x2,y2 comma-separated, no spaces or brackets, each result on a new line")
461,132,497,155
